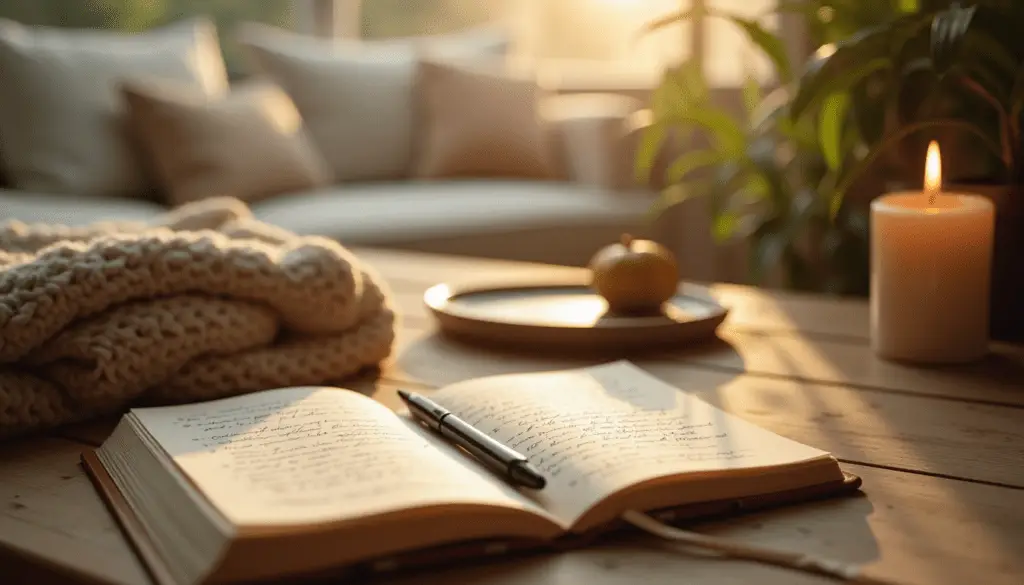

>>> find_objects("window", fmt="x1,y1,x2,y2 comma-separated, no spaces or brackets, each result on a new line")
351,0,782,87
701,0,779,86
0,0,298,77
360,0,500,39
0,0,788,88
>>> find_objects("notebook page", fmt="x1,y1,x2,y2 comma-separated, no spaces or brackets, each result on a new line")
430,361,832,527
132,387,546,528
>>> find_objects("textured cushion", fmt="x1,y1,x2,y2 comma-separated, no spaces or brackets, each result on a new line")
236,23,510,182
414,60,557,179
0,18,227,198
122,80,331,206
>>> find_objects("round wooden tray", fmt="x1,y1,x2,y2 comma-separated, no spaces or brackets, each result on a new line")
424,278,729,352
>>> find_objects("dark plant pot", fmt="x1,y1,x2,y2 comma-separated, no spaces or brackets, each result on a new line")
951,184,1024,343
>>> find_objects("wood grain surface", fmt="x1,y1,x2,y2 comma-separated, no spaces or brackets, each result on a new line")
2,248,1021,585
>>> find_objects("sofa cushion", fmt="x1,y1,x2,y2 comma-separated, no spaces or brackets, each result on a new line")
542,94,643,189
236,23,509,183
414,59,557,180
0,189,165,225
122,79,331,206
1,181,657,268
0,18,228,198
251,181,656,266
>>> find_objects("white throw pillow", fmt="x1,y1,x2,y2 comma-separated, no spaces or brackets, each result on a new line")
236,23,510,182
0,18,228,198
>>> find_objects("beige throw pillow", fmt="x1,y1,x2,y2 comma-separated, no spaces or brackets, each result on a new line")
0,18,228,197
236,23,510,182
122,80,332,206
414,60,557,179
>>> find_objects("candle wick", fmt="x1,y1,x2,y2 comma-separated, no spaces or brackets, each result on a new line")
928,192,936,207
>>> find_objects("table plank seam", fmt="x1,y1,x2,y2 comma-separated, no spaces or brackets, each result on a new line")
658,361,1024,410
836,459,1024,491
715,326,869,345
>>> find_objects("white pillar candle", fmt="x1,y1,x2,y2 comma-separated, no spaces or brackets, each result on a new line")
870,142,995,363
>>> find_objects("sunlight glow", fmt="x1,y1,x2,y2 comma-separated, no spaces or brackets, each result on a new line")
423,284,452,309
815,44,837,60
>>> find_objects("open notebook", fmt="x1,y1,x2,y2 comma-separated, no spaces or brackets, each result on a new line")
83,361,859,585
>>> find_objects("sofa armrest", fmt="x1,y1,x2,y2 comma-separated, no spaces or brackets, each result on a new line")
543,93,649,191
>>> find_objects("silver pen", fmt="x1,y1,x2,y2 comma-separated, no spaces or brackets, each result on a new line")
397,389,546,490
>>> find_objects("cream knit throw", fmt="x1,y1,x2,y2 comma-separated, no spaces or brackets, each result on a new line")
0,197,396,438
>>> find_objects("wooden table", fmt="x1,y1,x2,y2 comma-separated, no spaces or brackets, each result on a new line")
3,249,1023,585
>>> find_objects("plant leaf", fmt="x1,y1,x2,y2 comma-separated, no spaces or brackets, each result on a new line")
750,86,793,128
791,14,929,120
638,8,791,84
749,225,787,284
830,118,1010,219
930,4,977,75
743,174,772,202
659,108,747,159
671,60,710,106
744,135,787,207
712,212,739,243
650,62,710,140
955,60,1012,106
636,7,701,36
634,123,666,185
956,73,1013,160
646,181,711,220
792,46,892,121
665,150,728,185
964,31,1019,79
752,87,818,150
1010,68,1024,125
775,0,817,15
819,92,851,171
828,184,846,220
728,16,794,84
707,161,745,218
897,0,920,14
742,76,761,120
651,68,686,118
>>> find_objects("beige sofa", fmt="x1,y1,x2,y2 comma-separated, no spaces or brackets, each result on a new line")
0,18,674,268
0,95,663,267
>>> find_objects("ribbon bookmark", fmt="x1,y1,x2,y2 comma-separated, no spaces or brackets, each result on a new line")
622,510,902,585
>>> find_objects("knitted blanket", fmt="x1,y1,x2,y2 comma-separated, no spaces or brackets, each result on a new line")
0,198,396,438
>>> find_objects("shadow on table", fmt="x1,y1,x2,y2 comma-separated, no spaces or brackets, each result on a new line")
392,328,746,389
922,348,1024,388
359,493,877,585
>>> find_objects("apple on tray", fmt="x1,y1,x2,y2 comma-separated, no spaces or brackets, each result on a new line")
588,234,679,315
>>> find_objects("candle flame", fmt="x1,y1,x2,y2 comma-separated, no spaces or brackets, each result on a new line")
925,141,942,205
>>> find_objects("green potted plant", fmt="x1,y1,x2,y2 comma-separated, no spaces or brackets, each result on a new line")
639,0,1023,340
789,0,1024,341
635,1,910,294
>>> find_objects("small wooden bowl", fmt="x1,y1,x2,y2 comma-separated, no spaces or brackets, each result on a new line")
424,277,728,353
